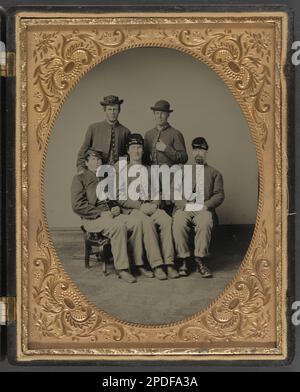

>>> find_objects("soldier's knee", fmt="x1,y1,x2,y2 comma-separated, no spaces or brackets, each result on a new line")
111,222,127,235
158,213,172,229
173,210,187,225
194,211,213,229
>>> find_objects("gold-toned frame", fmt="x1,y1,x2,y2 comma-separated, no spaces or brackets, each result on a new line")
15,11,289,362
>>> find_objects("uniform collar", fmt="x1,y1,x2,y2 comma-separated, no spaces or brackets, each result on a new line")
156,122,170,132
105,119,120,128
84,168,98,178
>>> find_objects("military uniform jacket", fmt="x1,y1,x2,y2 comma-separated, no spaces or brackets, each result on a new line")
173,164,225,213
144,123,188,166
77,120,131,169
71,169,114,219
115,162,160,215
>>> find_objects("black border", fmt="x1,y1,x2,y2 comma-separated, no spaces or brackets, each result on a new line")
0,5,6,361
0,2,296,368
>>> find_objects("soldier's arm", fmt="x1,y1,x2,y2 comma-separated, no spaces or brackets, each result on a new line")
143,133,152,166
204,172,225,210
115,163,143,210
76,125,93,171
71,175,104,219
119,199,143,210
163,130,188,164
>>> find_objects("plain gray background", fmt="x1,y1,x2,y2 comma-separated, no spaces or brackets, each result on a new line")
0,0,299,373
45,47,257,229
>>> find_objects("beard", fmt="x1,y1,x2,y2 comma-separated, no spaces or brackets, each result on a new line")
195,157,205,164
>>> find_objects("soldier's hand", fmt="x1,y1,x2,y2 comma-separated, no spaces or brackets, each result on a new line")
148,203,158,215
101,211,113,219
176,200,187,210
156,141,166,152
140,203,152,216
111,206,121,217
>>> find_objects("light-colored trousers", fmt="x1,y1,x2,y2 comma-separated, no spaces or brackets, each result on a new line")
82,214,143,270
172,210,213,259
130,209,175,269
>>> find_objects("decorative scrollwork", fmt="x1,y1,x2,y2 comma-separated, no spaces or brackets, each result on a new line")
178,222,271,342
178,29,271,148
33,220,125,341
33,30,125,150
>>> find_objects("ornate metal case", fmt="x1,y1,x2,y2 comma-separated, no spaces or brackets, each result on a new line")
1,8,294,364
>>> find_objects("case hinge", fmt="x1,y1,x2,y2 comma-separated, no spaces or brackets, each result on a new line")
0,52,16,78
0,297,16,325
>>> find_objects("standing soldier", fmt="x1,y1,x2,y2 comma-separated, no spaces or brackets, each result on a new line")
77,95,130,171
144,100,188,214
116,133,180,280
172,137,225,278
71,148,152,283
144,100,188,166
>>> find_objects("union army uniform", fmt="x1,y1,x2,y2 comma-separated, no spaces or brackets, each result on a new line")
172,137,225,275
116,134,177,278
71,155,144,272
144,100,188,166
77,95,130,170
144,100,188,214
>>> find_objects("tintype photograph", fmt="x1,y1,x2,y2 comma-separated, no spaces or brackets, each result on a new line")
13,10,291,362
45,47,257,325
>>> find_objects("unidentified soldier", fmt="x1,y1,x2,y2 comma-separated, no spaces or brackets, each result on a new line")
172,137,225,278
144,100,188,214
71,148,152,283
144,100,188,166
116,133,179,280
77,95,130,171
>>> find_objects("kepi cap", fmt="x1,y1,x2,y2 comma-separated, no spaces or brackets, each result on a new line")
128,133,144,146
85,148,104,160
192,137,209,150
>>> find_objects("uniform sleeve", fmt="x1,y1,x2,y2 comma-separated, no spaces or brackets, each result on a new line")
115,164,142,210
163,130,188,164
76,125,93,170
142,132,151,166
204,172,225,210
71,175,106,219
122,127,131,156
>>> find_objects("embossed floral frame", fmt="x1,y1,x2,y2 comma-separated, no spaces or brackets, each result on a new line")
14,11,291,362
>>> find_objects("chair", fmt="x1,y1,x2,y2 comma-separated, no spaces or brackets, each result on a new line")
80,226,111,274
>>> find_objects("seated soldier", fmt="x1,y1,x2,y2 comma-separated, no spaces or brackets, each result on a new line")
116,133,179,280
172,137,225,278
71,148,152,283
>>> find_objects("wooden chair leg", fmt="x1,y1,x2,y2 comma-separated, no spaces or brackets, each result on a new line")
98,244,109,276
85,241,91,269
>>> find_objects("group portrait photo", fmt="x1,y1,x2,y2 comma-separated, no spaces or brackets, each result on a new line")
44,47,258,325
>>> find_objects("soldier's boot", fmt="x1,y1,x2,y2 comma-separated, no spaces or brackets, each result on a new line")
117,269,137,283
178,258,189,277
195,257,213,278
138,267,154,278
154,267,168,281
166,265,180,279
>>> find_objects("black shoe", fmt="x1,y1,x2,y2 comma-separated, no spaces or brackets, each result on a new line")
196,259,213,278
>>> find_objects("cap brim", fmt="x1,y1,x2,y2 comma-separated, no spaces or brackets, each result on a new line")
150,107,173,112
100,100,124,106
192,146,208,150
